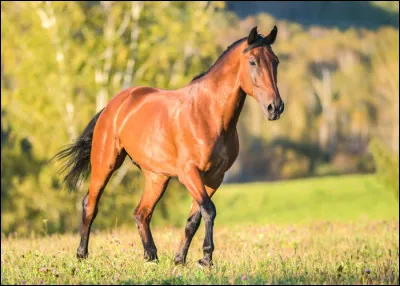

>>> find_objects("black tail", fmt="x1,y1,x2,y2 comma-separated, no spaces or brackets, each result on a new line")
52,109,104,191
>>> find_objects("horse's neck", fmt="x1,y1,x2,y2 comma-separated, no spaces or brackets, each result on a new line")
194,46,246,134
224,88,246,132
217,85,246,133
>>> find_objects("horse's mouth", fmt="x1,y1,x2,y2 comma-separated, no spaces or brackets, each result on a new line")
262,106,282,121
268,113,280,121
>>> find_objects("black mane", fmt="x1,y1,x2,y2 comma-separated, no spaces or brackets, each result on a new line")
191,37,247,82
191,71,206,82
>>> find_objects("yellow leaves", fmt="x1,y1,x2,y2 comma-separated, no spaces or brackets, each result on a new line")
370,1,399,13
212,1,225,9
351,110,366,131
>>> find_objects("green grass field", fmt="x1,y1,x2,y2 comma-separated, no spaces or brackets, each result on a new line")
1,174,399,285
212,174,398,225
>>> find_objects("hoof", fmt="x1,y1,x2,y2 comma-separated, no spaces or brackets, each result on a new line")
197,258,213,268
144,249,158,262
174,256,186,266
144,250,159,266
76,251,88,260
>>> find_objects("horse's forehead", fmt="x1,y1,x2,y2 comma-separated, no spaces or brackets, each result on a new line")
251,46,278,63
265,46,278,59
250,45,274,56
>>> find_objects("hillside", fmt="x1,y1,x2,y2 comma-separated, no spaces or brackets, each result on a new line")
226,1,399,30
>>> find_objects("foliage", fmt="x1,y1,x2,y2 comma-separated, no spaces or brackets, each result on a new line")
369,138,399,200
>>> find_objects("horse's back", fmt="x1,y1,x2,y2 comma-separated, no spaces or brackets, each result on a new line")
98,86,166,128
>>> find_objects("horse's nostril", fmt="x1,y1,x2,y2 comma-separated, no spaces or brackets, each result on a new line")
279,102,284,114
267,104,274,113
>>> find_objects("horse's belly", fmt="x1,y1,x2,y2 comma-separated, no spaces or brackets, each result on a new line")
118,98,178,176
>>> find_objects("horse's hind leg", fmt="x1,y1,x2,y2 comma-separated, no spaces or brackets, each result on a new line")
76,143,126,259
134,170,170,262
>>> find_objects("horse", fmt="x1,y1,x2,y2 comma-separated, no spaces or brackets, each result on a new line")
53,25,284,267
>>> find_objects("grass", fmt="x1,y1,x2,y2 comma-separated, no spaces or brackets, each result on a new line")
1,222,399,285
1,174,399,284
150,174,398,227
210,174,398,225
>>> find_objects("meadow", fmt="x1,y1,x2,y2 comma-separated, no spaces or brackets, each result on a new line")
1,174,399,285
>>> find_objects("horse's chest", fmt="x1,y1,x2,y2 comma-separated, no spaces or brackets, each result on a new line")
202,136,237,176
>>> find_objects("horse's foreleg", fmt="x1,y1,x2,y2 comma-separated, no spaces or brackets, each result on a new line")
134,171,170,262
174,202,201,265
178,166,220,267
174,175,223,265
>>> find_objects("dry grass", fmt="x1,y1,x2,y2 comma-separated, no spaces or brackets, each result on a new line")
2,220,399,285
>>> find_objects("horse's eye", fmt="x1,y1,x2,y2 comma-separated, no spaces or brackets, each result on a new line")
249,60,256,66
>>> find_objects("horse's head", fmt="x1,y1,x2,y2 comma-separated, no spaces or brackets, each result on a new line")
239,26,284,121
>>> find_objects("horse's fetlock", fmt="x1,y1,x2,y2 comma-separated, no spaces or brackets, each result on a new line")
203,244,214,253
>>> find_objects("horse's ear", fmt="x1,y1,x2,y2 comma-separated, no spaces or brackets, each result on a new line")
264,25,278,45
247,26,258,45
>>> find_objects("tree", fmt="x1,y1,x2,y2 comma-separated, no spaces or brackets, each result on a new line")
1,1,227,235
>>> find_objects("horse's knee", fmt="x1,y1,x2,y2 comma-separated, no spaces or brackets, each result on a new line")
134,207,152,225
200,200,216,222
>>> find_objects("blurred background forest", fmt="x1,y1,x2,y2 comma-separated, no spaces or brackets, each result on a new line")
1,1,399,236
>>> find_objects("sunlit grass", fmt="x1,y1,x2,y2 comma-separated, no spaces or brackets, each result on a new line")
150,174,398,227
2,221,399,285
211,174,398,225
2,174,399,284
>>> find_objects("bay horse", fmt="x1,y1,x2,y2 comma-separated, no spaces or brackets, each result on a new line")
53,26,284,267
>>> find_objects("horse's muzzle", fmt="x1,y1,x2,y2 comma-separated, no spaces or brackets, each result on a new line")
264,101,284,121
